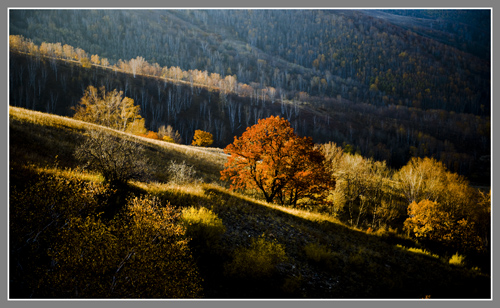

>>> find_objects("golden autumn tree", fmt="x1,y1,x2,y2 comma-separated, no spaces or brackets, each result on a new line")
404,199,453,243
192,130,214,147
73,85,146,134
399,157,491,253
221,115,334,207
159,125,182,144
90,54,100,65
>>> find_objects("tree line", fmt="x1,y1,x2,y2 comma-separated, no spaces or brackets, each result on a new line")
9,35,490,183
65,86,492,260
221,116,490,260
9,9,490,116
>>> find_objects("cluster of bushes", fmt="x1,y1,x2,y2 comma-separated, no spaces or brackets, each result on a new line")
321,142,490,258
10,140,295,298
181,206,226,251
10,164,203,298
139,124,183,144
9,103,491,298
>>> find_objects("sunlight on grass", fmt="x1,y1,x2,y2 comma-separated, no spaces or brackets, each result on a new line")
34,165,104,183
449,252,465,266
203,183,348,229
10,106,99,132
396,244,440,259
132,180,206,197
267,203,346,227
10,106,228,185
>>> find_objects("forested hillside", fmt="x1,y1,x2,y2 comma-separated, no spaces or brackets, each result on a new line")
8,9,491,184
8,9,492,299
9,10,490,112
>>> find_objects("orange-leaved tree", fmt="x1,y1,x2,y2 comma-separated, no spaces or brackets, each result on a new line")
221,115,334,207
192,130,213,147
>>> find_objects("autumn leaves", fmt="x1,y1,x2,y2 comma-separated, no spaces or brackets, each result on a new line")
71,84,488,255
221,115,334,207
221,116,489,254
73,85,147,135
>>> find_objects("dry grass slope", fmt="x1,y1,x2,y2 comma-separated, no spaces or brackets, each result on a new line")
9,106,227,183
8,106,491,299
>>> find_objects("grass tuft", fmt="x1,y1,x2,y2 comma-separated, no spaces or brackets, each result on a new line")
449,252,466,267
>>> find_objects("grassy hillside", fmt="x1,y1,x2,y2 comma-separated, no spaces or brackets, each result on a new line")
9,49,491,184
9,107,490,299
9,106,226,183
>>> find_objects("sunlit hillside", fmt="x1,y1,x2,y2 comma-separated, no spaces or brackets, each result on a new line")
9,8,491,184
9,107,490,299
8,8,492,300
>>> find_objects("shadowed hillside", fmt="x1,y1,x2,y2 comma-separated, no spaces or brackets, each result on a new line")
9,107,490,299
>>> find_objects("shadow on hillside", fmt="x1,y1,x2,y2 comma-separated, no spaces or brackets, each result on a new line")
192,186,491,299
8,158,491,299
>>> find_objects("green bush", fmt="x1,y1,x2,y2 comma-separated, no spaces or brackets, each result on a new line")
181,206,226,250
225,235,288,279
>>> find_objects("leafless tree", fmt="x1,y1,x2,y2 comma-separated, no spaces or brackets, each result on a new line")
74,129,150,187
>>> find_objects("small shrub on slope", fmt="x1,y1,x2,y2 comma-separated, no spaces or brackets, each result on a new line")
225,235,288,279
181,206,226,251
449,252,466,267
303,242,339,271
167,160,198,185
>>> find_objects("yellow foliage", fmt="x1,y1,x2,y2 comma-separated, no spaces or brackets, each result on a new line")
449,252,465,266
181,206,226,249
91,54,100,65
80,57,92,68
163,135,175,143
73,85,146,133
192,129,213,147
126,117,147,135
224,235,288,279
10,165,203,298
404,199,452,242
118,196,203,297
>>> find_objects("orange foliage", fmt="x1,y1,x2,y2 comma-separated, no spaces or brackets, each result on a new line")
191,130,213,147
404,199,452,243
221,116,334,207
139,131,160,140
404,196,489,253
146,131,159,140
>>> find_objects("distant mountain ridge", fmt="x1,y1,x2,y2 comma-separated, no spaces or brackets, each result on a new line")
9,9,490,115
359,9,490,60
